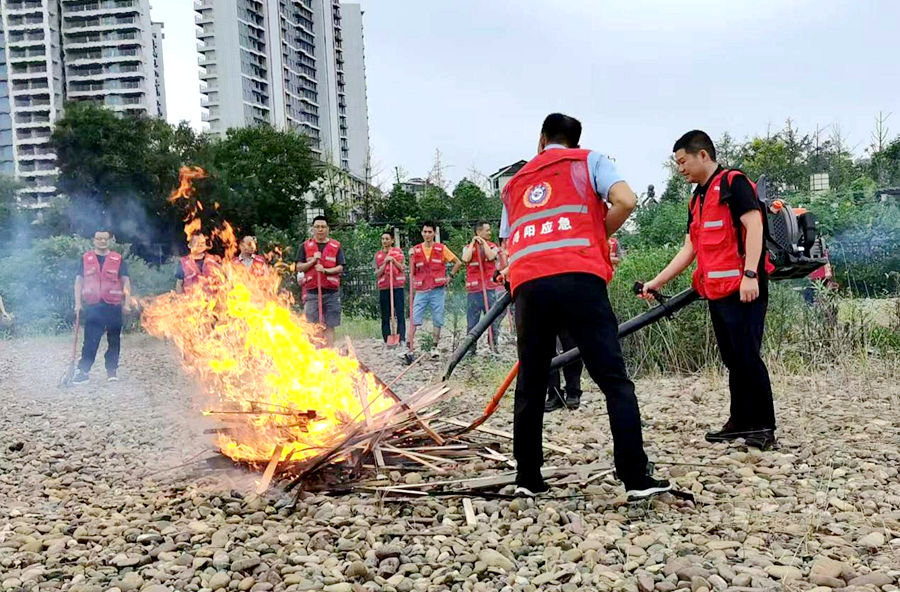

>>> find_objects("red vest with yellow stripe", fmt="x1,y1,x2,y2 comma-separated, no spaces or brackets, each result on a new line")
375,247,406,289
411,243,448,291
465,241,500,293
689,169,774,300
181,255,223,291
304,239,341,290
501,148,614,294
82,251,124,305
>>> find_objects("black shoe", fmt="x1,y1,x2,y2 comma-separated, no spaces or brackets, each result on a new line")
625,476,672,501
544,389,567,412
514,477,549,498
745,429,776,450
564,391,581,410
705,420,747,443
72,370,89,385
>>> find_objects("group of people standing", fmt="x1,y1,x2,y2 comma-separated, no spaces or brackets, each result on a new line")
69,112,779,504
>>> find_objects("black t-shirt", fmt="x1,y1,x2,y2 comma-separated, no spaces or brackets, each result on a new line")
298,241,346,292
688,167,768,278
77,253,129,278
175,255,206,281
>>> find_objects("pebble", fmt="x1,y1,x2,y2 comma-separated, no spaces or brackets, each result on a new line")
2,335,900,592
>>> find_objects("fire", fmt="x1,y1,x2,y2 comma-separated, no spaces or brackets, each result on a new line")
142,166,393,462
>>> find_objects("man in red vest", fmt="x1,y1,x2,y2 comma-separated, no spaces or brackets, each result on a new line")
233,235,268,275
175,232,222,294
461,221,502,354
72,229,132,384
296,215,344,347
499,113,669,499
642,130,776,450
374,229,407,346
409,221,462,358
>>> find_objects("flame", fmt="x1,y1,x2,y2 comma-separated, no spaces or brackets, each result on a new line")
142,166,393,462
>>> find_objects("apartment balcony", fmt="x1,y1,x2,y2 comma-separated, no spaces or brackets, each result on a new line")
68,81,145,97
10,68,49,81
67,49,143,65
63,16,140,33
195,12,214,26
4,2,44,16
62,1,139,18
15,116,53,128
64,34,141,50
16,134,53,146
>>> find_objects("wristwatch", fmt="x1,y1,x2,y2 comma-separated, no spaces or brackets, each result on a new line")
743,270,758,279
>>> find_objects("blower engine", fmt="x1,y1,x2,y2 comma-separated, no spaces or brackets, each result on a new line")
756,175,828,279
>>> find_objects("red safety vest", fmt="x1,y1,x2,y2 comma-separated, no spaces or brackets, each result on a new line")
82,251,124,305
689,169,775,300
232,254,267,276
411,242,449,292
304,239,341,290
375,247,406,290
501,148,614,294
465,241,500,293
181,255,223,291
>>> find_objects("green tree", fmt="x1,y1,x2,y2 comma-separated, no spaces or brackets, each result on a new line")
51,103,207,248
659,160,690,203
204,125,320,235
450,178,502,221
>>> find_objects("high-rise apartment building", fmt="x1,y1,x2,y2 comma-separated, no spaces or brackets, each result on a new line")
340,3,368,180
0,0,166,207
196,0,369,180
151,20,166,120
1,22,16,176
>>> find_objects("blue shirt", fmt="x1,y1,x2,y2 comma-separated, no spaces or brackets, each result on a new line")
499,144,624,239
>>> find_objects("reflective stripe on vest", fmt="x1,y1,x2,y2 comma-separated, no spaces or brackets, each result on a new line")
508,238,591,264
707,269,742,279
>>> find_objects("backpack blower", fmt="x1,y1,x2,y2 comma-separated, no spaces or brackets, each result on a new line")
441,174,828,432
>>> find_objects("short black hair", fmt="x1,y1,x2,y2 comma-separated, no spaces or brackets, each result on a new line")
381,227,394,237
474,221,489,232
673,130,717,162
541,113,582,148
312,215,328,224
94,229,111,236
422,221,436,231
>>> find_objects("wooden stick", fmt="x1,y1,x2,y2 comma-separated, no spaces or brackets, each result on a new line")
382,352,427,391
439,418,572,454
463,498,477,527
381,445,448,473
378,462,610,492
358,359,445,446
256,443,284,494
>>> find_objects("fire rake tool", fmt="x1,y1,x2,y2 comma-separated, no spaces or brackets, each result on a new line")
387,267,401,346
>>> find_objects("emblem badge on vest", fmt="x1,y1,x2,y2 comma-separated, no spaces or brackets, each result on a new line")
523,182,552,209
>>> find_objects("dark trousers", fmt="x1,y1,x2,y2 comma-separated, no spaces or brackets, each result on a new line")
708,289,775,430
79,303,123,374
548,329,582,398
378,287,406,343
513,273,649,485
466,290,501,352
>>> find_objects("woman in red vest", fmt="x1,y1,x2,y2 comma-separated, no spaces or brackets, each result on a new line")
374,229,407,346
72,229,132,384
642,130,776,450
499,113,668,500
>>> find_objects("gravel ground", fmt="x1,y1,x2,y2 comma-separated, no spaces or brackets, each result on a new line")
1,332,899,592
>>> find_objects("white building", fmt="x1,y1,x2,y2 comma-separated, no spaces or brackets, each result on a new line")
151,20,166,120
0,0,167,207
196,0,369,179
340,3,368,180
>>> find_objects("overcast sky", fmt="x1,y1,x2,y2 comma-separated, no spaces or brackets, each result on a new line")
151,0,900,194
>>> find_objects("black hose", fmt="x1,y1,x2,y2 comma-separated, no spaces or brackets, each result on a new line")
441,290,512,381
548,288,700,371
